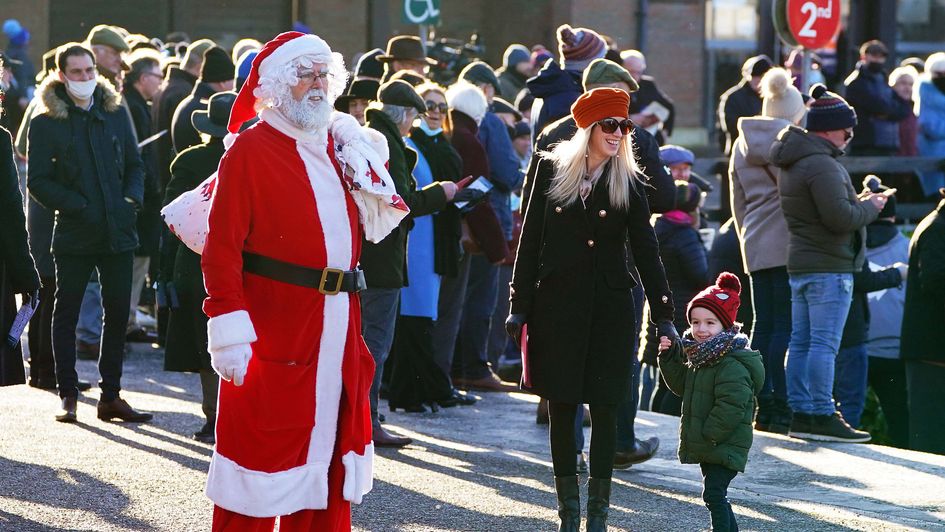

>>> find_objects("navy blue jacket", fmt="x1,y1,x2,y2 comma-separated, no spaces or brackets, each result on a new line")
527,61,583,142
478,111,524,239
27,78,144,256
844,63,911,153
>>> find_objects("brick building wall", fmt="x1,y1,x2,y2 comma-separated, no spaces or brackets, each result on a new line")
645,0,706,132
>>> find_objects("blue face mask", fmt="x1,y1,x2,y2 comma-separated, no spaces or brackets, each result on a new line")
418,119,443,137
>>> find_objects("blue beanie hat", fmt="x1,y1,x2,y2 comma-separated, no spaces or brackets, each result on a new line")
235,51,257,90
660,145,695,166
806,84,857,132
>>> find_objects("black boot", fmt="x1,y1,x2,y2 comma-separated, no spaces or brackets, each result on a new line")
768,397,793,435
586,477,611,532
554,475,580,532
754,395,774,432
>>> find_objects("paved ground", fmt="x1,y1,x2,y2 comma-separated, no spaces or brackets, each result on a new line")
1,344,944,531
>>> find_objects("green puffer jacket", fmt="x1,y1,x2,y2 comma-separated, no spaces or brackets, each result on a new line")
658,340,764,472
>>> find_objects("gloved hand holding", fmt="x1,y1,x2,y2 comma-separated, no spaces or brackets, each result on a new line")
211,343,252,386
657,320,679,343
452,187,487,204
505,313,527,344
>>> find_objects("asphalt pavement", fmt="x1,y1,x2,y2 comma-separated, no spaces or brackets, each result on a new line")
1,344,943,531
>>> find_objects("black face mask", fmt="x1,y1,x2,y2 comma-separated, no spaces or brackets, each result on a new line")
866,61,885,74
933,76,945,94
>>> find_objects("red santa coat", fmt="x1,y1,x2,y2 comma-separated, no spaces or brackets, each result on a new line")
201,110,374,517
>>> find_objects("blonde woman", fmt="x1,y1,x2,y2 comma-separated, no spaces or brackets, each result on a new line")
506,88,674,531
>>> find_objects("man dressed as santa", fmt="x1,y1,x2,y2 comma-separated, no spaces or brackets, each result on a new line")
200,32,408,530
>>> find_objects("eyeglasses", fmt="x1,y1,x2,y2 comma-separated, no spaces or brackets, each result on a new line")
425,100,448,114
596,118,633,135
297,70,330,83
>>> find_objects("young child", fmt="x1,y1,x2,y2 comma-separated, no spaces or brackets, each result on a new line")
658,272,764,532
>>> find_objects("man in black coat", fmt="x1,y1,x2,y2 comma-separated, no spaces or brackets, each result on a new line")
151,38,213,190
171,46,234,154
900,190,945,453
522,58,676,468
622,50,675,146
123,51,164,338
27,44,150,423
718,55,773,155
843,40,912,156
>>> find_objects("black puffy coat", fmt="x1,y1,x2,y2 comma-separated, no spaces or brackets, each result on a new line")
27,77,144,256
510,155,673,404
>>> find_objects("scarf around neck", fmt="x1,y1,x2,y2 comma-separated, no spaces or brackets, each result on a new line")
681,327,749,369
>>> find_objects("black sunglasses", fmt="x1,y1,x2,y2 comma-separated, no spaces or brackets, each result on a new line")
596,118,633,135
425,100,449,114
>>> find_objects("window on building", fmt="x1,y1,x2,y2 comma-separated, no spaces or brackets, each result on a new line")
898,0,945,55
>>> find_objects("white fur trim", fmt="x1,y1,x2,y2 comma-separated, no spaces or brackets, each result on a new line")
207,310,257,351
258,35,332,79
342,443,375,504
205,451,330,517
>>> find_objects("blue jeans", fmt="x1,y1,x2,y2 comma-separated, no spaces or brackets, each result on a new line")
360,287,401,420
834,344,868,427
749,267,792,401
786,273,853,415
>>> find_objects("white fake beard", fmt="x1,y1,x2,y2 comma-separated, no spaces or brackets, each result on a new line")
277,87,332,133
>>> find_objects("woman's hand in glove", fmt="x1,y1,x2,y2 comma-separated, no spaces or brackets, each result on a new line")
505,313,527,343
452,187,487,204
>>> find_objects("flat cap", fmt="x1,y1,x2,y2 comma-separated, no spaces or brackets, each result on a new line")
378,79,426,114
87,24,129,52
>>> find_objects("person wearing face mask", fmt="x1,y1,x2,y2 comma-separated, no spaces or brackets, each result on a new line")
770,84,887,443
917,53,945,198
26,43,147,423
843,40,912,156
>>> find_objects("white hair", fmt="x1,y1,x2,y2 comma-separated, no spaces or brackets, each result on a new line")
446,82,488,125
889,65,918,87
620,49,645,65
926,52,945,76
253,53,347,111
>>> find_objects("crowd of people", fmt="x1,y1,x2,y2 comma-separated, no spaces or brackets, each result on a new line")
1,16,944,532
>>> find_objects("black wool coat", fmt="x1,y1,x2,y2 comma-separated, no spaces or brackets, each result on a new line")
510,156,673,404
124,86,162,258
160,139,224,372
171,81,217,154
900,199,945,364
27,78,144,256
1,126,40,385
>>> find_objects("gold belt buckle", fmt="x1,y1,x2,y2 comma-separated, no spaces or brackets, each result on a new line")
319,268,345,295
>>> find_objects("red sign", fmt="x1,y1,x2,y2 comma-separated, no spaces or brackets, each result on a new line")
786,0,841,49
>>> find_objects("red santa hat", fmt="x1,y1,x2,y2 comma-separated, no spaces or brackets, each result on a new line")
228,31,334,133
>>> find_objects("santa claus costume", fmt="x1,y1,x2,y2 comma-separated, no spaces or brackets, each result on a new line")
199,32,408,531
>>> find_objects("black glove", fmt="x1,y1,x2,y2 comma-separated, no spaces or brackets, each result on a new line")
657,320,679,343
453,187,487,204
156,281,180,310
505,313,527,344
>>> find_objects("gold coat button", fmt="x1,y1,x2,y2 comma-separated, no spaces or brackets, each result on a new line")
555,206,563,213
599,209,607,218
587,240,595,248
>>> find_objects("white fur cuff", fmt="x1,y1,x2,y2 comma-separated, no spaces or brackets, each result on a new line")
341,443,374,504
207,310,258,351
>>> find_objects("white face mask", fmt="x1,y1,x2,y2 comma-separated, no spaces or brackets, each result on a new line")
65,78,97,100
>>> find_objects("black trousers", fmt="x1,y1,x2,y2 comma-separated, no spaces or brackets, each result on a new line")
549,402,617,479
27,277,56,379
701,463,739,532
389,315,453,407
52,252,133,400
867,356,909,449
905,360,945,454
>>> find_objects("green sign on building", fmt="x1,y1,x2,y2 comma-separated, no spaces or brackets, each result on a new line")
402,0,441,25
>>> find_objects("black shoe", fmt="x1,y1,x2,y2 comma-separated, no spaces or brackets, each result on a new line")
77,380,92,392
55,397,78,423
788,412,813,438
554,475,580,532
754,395,775,432
193,421,216,444
793,412,871,443
436,389,479,408
767,398,793,435
495,362,522,383
97,398,153,423
586,477,612,532
613,437,659,469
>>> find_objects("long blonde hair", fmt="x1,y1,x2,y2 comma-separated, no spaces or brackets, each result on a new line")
541,125,642,211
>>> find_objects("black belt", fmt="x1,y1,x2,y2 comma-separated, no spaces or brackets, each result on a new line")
242,252,366,295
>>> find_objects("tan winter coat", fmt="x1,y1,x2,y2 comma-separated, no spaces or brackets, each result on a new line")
729,116,791,273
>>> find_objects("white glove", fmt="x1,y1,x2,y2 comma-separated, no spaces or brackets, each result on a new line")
211,343,252,386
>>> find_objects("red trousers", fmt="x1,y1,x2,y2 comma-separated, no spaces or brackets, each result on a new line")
211,450,351,531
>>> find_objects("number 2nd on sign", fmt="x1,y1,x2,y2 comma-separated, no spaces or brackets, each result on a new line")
787,0,840,49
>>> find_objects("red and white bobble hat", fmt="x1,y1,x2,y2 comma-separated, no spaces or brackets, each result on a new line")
687,272,742,329
228,31,335,134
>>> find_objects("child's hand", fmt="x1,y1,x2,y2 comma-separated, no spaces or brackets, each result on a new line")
658,336,672,352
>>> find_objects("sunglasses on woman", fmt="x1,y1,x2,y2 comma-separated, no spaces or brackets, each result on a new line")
596,118,633,135
425,101,449,114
